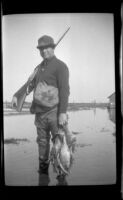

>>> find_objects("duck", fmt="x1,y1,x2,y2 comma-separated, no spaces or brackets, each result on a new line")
50,128,73,176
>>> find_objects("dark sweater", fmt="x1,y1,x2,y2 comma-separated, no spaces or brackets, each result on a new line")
28,56,70,114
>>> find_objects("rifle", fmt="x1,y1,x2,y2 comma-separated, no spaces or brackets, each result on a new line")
12,27,70,112
12,67,39,111
55,27,70,47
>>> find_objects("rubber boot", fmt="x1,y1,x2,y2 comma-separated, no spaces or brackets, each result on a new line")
38,160,49,175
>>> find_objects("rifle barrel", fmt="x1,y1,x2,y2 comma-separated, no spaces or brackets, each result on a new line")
55,27,70,47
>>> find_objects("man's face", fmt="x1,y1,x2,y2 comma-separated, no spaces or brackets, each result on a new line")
39,46,54,59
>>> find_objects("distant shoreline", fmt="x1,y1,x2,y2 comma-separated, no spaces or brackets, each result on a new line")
4,138,30,144
3,102,109,116
3,106,108,116
4,110,31,116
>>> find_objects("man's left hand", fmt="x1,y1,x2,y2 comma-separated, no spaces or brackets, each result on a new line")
58,113,68,126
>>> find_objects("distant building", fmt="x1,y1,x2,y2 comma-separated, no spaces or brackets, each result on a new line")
107,92,115,108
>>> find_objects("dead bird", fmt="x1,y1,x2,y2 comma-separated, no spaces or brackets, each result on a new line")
50,128,75,176
58,133,71,174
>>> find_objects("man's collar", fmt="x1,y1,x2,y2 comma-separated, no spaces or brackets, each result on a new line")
45,55,56,62
43,55,56,65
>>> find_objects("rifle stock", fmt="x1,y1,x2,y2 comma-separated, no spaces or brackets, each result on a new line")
12,81,29,112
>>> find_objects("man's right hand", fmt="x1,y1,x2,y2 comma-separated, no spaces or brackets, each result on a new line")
11,96,17,108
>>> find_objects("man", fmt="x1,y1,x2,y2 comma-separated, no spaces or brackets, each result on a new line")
12,35,75,174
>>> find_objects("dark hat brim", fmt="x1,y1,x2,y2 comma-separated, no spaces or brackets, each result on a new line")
37,44,56,49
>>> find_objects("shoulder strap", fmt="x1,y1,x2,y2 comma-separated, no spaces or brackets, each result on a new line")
28,64,40,83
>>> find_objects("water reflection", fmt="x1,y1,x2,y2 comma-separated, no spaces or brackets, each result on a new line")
4,109,116,186
107,108,115,124
107,108,115,137
92,107,96,116
38,172,50,186
56,175,68,186
38,172,68,186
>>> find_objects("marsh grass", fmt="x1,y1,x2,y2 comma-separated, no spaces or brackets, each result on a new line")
4,138,30,144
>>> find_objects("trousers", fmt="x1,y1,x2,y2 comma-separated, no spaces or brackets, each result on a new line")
35,108,58,164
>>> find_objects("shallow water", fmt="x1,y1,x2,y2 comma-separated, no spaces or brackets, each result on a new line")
4,108,116,186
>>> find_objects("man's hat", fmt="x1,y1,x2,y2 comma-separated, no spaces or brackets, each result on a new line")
37,35,55,49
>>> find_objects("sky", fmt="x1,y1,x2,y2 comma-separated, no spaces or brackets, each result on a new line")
2,13,115,103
